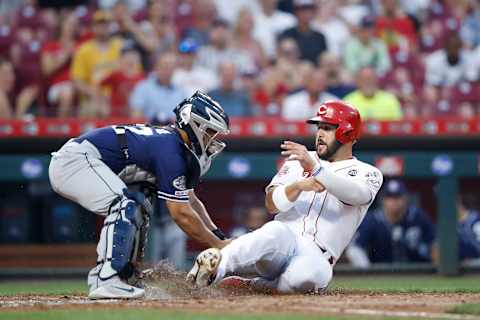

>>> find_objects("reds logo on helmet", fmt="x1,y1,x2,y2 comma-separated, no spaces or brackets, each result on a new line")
318,105,328,115
306,100,362,144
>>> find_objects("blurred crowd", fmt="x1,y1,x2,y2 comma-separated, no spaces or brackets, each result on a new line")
1,0,480,122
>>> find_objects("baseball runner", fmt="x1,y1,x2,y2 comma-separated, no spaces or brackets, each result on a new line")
187,101,383,294
49,91,231,299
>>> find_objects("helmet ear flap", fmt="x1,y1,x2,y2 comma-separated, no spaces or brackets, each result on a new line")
336,121,354,144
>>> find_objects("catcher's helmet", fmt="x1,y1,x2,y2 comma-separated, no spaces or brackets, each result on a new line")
307,100,361,144
174,91,230,176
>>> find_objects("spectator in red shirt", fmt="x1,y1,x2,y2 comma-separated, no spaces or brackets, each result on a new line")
9,25,41,118
0,57,14,119
375,0,417,53
40,12,78,117
0,56,38,119
98,45,144,118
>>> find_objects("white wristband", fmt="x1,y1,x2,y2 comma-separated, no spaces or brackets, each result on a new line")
272,185,295,212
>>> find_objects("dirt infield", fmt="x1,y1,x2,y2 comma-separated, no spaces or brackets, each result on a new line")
1,263,479,319
2,290,480,319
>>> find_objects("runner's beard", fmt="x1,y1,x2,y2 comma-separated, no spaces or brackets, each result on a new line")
316,139,341,161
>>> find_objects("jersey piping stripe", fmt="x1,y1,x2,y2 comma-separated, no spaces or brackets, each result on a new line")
313,192,329,242
157,192,189,200
157,190,189,199
302,192,317,237
334,164,357,172
157,194,189,203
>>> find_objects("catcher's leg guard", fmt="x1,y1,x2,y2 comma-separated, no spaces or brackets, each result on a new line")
97,191,149,281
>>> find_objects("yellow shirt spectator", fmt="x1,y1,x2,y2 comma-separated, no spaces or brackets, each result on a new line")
71,38,123,87
344,90,403,120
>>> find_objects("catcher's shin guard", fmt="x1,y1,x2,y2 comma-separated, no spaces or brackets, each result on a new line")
98,191,151,281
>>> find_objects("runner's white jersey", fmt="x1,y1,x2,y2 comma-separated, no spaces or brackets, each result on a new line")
266,152,383,263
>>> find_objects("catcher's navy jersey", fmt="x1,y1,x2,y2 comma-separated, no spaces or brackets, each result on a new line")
459,210,480,260
354,205,435,263
74,124,200,202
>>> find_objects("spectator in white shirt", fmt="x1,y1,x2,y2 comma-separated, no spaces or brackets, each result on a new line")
172,38,218,96
312,1,351,57
253,0,297,59
196,18,255,74
425,32,479,88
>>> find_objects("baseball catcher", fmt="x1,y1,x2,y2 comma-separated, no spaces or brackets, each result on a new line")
49,91,230,299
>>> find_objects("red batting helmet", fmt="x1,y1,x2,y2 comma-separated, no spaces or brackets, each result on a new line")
307,100,361,144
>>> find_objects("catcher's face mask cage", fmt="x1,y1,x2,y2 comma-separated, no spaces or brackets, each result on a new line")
175,91,230,176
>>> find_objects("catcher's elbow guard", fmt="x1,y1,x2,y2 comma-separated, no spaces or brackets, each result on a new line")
272,185,295,212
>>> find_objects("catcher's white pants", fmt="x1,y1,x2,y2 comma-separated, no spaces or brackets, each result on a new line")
49,139,126,215
216,221,333,293
49,139,128,285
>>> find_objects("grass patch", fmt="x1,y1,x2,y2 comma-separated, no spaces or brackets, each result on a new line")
330,275,480,293
1,275,479,296
0,308,420,320
0,280,85,296
449,303,480,315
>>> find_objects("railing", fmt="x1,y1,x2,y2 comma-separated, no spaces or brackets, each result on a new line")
0,117,479,138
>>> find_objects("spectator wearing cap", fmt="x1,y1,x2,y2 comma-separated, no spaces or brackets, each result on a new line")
344,67,403,120
281,68,339,120
98,45,144,117
252,0,297,59
130,52,186,123
196,18,255,74
278,0,327,65
344,16,391,77
172,38,218,96
40,12,78,117
347,179,435,267
70,10,123,118
456,194,480,262
207,62,252,117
